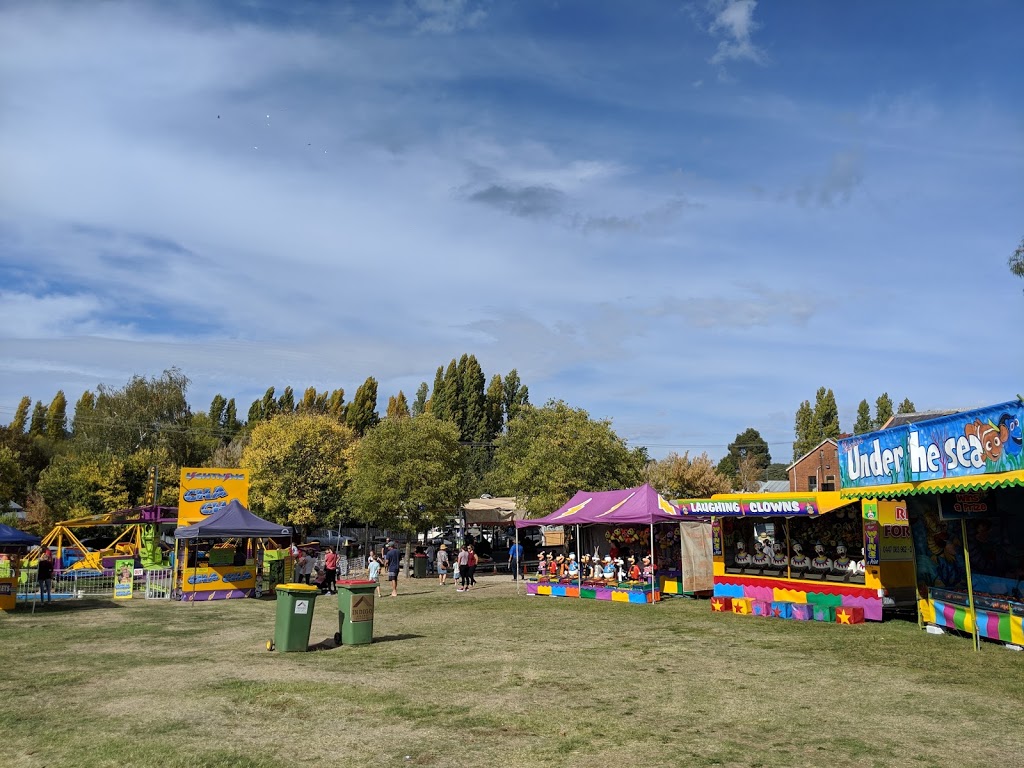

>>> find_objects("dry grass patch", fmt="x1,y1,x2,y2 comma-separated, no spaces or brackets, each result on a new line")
1,575,1022,767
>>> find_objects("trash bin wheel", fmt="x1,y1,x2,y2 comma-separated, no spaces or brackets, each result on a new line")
266,640,274,652
334,631,341,645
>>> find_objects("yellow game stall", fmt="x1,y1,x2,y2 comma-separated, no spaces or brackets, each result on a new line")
0,523,41,611
676,492,917,622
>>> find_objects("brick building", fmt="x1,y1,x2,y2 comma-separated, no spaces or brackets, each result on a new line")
787,438,839,492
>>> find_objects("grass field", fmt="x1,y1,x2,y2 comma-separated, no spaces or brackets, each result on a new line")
1,575,1022,768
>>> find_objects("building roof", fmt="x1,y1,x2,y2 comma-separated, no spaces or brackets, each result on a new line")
786,438,838,471
755,480,791,493
880,410,961,429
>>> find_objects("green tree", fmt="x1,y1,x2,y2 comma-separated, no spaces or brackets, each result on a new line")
412,382,429,418
814,387,840,440
71,390,96,440
484,374,505,439
897,398,916,414
643,451,731,498
765,462,788,481
793,400,816,460
348,415,468,541
46,390,68,441
386,392,411,420
0,445,23,510
717,427,771,482
853,399,873,434
36,452,130,521
346,377,380,437
222,398,242,440
441,360,462,431
460,355,487,442
328,389,346,422
503,369,529,424
11,396,31,434
875,393,894,429
277,386,295,414
28,401,46,436
488,400,645,516
209,394,227,427
242,413,357,528
428,367,446,418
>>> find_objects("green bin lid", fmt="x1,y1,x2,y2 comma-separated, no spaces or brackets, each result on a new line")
276,582,319,592
337,579,376,586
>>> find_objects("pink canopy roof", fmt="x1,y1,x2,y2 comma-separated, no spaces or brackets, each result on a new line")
514,483,681,527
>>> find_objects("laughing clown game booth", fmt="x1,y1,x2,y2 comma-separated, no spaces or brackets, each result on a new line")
514,483,712,604
675,491,917,624
838,399,1024,648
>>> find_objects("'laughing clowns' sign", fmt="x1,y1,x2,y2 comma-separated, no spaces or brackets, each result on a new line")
838,400,1023,489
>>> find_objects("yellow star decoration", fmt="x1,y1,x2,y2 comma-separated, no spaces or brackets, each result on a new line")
837,609,852,624
712,599,725,611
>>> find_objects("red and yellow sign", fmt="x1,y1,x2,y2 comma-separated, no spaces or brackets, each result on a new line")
177,468,249,527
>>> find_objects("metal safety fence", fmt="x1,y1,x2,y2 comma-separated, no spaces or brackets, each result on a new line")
17,568,174,603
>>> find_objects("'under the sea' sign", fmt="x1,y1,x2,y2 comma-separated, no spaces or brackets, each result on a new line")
838,400,1023,489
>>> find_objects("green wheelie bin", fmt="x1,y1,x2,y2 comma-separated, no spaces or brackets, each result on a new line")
267,583,319,652
334,579,376,646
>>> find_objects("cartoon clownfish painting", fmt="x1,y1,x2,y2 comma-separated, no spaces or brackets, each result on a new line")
965,419,1003,463
998,413,1022,457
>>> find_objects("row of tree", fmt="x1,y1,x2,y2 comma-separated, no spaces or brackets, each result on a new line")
4,359,710,537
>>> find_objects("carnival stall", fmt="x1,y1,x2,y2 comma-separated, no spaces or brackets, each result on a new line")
0,523,41,612
515,483,711,605
838,398,1024,648
675,491,917,622
173,500,292,602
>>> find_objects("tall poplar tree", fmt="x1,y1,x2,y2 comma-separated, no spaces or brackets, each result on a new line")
28,401,46,436
441,360,462,431
853,400,873,434
11,396,31,433
814,387,840,439
412,382,429,417
503,369,529,424
429,366,447,420
46,390,68,440
209,394,227,426
328,389,346,422
346,377,380,436
386,391,411,420
875,393,894,429
484,374,505,439
222,399,242,439
277,386,295,414
793,400,815,460
897,398,916,414
72,391,96,440
460,355,487,442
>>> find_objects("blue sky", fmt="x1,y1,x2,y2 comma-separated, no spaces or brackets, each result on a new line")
1,0,1022,464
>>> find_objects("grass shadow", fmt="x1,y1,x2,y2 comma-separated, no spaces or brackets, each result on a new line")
15,600,127,614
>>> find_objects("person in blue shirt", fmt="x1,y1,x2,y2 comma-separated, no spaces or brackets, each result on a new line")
508,540,524,581
384,543,402,597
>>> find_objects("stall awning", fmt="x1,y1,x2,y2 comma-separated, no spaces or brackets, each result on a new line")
840,469,1024,499
674,491,856,518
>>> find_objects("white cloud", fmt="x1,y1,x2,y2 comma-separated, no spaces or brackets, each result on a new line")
708,0,766,66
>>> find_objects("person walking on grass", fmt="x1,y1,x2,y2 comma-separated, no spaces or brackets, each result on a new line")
425,542,436,576
456,545,470,592
508,539,523,581
37,549,54,604
367,553,383,597
323,547,338,595
466,545,478,589
436,544,450,586
385,542,401,597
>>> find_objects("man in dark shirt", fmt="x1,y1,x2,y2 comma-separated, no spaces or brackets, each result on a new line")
385,543,401,597
37,550,54,604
